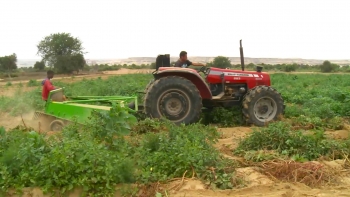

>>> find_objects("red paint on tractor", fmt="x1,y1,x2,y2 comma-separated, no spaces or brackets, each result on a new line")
206,67,271,89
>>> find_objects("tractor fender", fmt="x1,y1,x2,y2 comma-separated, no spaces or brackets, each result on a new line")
154,69,212,99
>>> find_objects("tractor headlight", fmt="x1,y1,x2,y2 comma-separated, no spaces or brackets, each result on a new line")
239,87,246,93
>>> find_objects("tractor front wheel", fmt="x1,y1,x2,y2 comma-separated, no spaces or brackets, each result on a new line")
242,85,284,126
144,76,202,125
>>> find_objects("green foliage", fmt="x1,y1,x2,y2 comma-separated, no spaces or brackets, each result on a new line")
243,150,286,162
33,60,45,71
0,106,238,195
37,32,85,74
0,105,137,196
281,63,297,72
0,53,17,77
54,74,153,102
272,73,350,119
320,60,339,73
27,79,40,87
55,53,86,74
201,107,244,127
133,121,237,189
131,118,168,135
208,56,232,69
150,62,156,69
2,72,350,129
235,122,349,161
86,103,138,146
0,87,43,116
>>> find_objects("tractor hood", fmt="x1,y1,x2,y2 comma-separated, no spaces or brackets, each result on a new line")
209,67,268,76
157,67,198,73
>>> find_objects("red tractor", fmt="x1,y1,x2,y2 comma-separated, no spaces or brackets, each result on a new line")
137,40,285,126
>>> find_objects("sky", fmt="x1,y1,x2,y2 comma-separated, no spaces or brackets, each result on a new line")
0,0,349,60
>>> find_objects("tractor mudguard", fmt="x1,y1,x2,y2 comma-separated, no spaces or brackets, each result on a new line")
154,68,212,99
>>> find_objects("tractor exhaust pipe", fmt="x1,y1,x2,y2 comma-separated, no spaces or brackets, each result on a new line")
239,39,245,71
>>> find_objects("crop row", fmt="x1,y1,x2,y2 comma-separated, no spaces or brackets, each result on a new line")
1,73,350,127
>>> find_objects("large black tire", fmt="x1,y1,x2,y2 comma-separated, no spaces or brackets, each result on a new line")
144,79,155,93
242,85,284,127
144,76,202,125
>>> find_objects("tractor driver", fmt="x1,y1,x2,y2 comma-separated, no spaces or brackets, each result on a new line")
174,51,205,68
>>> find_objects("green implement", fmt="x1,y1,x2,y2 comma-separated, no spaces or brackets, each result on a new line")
33,88,138,132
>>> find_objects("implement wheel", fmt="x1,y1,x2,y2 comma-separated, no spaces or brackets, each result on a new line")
49,120,65,132
144,76,202,125
242,85,284,127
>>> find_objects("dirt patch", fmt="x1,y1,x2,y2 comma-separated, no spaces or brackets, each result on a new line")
172,182,350,197
0,112,43,131
215,127,253,150
236,167,274,186
102,68,153,75
325,129,350,139
0,86,37,97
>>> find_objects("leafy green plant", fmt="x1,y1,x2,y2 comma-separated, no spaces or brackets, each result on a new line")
87,103,137,138
201,107,243,127
131,118,168,135
243,150,286,162
234,122,348,160
133,122,236,189
0,106,138,196
27,79,40,87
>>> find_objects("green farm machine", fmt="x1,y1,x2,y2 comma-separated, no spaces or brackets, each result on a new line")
33,40,285,131
33,88,138,131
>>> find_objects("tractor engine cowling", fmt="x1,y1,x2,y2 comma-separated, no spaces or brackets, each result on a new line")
206,67,271,90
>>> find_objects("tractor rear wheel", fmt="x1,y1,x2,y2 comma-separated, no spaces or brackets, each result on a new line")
242,85,284,126
144,76,202,125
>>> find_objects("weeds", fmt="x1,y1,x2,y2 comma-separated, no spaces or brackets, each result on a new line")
234,122,349,161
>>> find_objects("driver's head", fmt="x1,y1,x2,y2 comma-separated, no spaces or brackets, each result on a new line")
47,70,54,79
179,51,187,62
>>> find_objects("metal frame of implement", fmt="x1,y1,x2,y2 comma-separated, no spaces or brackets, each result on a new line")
33,88,138,126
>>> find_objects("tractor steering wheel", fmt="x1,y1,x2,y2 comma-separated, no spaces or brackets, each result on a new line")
198,66,207,74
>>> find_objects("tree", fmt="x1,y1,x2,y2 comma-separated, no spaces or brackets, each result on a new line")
246,63,256,70
70,54,86,74
33,60,45,71
0,53,17,78
320,60,338,73
150,62,156,69
282,63,297,72
37,33,86,74
209,56,232,69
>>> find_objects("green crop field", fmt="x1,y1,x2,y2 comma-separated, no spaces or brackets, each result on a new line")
0,73,350,196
